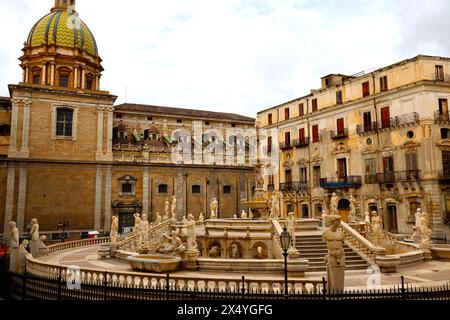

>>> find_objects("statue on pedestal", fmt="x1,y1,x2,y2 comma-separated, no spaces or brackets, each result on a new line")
269,192,279,218
210,198,218,219
155,212,162,224
209,245,220,258
29,219,40,258
330,193,339,216
240,210,248,219
322,215,346,292
159,230,186,254
110,216,119,243
419,211,432,248
133,213,141,231
371,211,384,248
164,198,170,220
18,240,29,274
348,194,357,223
198,213,205,223
171,196,177,220
140,214,149,245
186,214,198,251
364,212,371,224
286,212,296,249
411,208,422,240
9,221,19,272
230,244,240,259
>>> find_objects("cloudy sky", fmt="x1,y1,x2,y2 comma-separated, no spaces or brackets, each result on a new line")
0,0,449,117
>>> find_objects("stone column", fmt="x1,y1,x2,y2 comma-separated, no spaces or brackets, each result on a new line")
103,166,112,231
143,168,149,217
19,100,31,158
74,67,79,88
3,165,15,238
81,67,86,89
50,63,55,86
176,168,184,220
16,164,28,233
105,107,114,161
8,99,20,156
41,64,47,85
239,172,246,213
95,75,100,90
96,107,104,161
94,165,103,231
24,67,29,83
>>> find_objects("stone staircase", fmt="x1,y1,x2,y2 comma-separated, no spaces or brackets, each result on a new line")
296,234,370,272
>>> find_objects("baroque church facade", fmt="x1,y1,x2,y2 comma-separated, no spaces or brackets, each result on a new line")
0,1,256,239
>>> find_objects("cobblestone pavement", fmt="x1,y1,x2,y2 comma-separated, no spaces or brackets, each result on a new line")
38,245,450,289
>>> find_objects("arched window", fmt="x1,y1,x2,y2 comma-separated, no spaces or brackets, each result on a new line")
85,74,94,90
56,108,74,137
57,67,71,88
314,204,323,218
158,184,168,194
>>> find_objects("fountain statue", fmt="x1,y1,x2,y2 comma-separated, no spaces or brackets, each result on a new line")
230,244,241,259
133,213,141,231
9,221,19,272
241,167,270,219
110,216,119,243
18,240,29,274
210,198,218,219
186,214,198,251
322,215,346,292
155,212,162,224
419,210,432,248
171,196,177,219
371,211,384,248
38,235,49,257
159,231,186,254
348,194,357,223
330,193,339,216
241,210,248,219
30,218,40,258
198,212,205,223
164,198,170,220
269,192,279,218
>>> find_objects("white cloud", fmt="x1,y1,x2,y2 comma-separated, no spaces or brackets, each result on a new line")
0,0,448,117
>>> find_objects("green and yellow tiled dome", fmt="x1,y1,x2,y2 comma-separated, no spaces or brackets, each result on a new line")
27,10,98,56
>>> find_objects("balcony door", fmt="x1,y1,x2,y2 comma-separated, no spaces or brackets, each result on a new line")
405,152,418,179
337,118,345,135
387,204,398,234
383,156,394,183
337,158,347,180
285,170,292,184
381,106,391,128
439,98,449,116
363,111,372,131
285,132,291,146
299,128,305,141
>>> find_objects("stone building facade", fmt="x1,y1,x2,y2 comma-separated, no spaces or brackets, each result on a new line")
0,0,255,239
257,55,450,238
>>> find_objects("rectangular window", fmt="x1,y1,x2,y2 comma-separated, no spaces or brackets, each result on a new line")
300,167,307,182
312,125,319,143
380,75,388,91
383,156,395,173
336,91,343,105
299,103,304,116
56,108,73,137
192,185,201,194
381,106,391,128
285,108,290,120
362,81,370,97
363,111,372,131
268,113,273,125
365,158,376,175
337,118,345,134
312,99,318,112
223,185,232,194
177,119,182,123
337,158,347,179
59,75,69,88
285,132,291,145
405,152,418,171
158,184,168,194
313,166,321,188
299,128,305,140
267,136,272,154
285,170,292,183
439,98,449,115
86,78,93,90
436,65,444,80
122,183,132,194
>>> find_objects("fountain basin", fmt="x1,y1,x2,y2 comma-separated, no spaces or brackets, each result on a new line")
430,245,450,261
127,254,182,273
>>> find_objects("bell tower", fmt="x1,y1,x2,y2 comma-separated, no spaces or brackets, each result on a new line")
52,0,76,12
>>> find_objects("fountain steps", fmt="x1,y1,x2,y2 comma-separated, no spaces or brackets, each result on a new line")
295,235,370,272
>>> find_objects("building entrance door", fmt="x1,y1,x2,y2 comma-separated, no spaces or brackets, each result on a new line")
119,213,135,234
338,199,350,223
387,205,398,234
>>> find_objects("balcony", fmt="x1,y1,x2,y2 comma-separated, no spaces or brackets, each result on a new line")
379,112,420,130
280,141,293,150
280,181,308,193
357,122,378,135
435,111,450,124
330,128,348,140
320,176,362,189
293,137,310,148
438,170,450,185
377,170,422,185
365,174,378,184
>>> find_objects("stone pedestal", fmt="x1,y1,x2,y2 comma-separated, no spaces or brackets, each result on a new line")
421,247,432,260
326,264,345,292
375,255,401,273
184,250,199,270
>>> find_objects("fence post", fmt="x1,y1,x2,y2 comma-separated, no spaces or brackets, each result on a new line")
400,276,406,300
103,271,108,300
166,274,170,301
241,276,246,299
322,277,327,301
22,265,27,301
58,267,62,300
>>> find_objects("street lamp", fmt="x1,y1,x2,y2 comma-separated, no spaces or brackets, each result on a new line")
280,225,291,298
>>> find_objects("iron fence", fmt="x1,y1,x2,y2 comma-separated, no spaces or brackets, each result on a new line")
1,268,448,301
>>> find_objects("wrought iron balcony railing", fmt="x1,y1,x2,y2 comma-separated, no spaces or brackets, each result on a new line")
293,137,311,148
357,122,378,135
320,176,362,189
330,128,349,140
280,141,293,150
280,181,308,192
377,170,422,184
438,170,450,185
379,112,420,130
435,111,450,123
365,174,378,184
